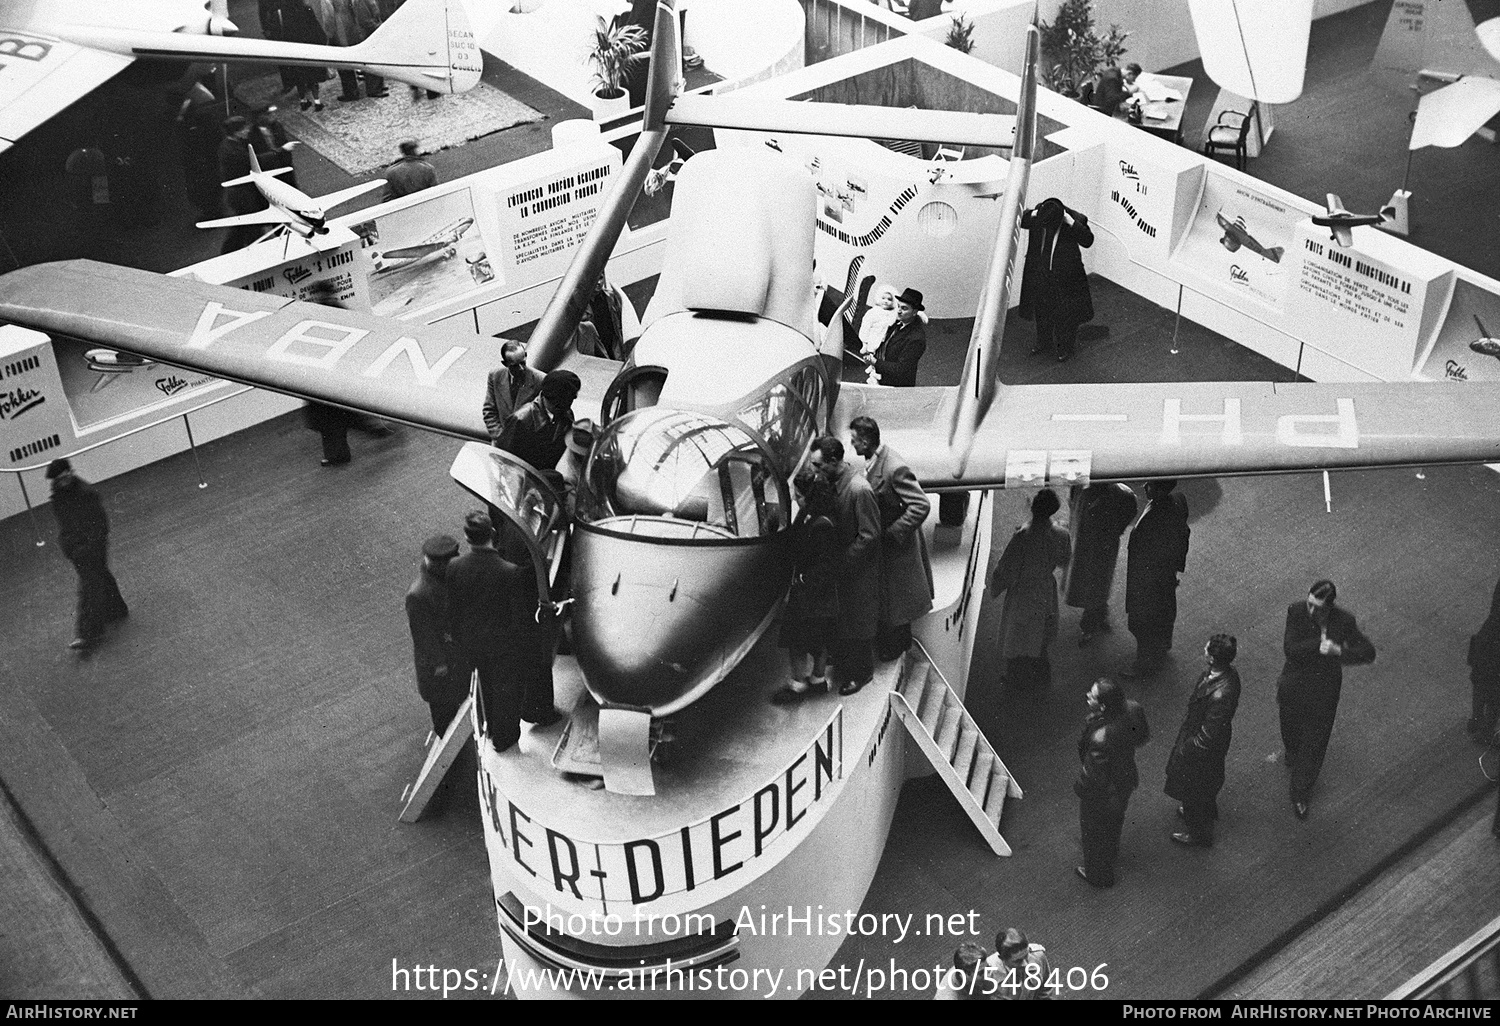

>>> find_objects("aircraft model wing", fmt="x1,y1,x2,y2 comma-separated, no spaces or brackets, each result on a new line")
835,380,1500,491
1410,78,1500,148
0,31,133,153
1332,224,1354,248
1325,194,1345,215
377,243,447,261
315,180,388,213
0,260,621,440
195,208,298,231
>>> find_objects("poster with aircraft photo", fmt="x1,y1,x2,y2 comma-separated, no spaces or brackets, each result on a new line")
1173,172,1300,310
350,188,496,318
1417,277,1500,383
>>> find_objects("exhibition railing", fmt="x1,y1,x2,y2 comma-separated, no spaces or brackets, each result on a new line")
1386,911,1500,1000
2,384,255,548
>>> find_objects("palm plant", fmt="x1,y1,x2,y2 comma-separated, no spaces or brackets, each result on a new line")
1038,0,1129,96
588,15,650,99
945,13,976,55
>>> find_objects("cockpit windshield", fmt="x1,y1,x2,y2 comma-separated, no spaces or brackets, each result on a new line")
578,408,789,540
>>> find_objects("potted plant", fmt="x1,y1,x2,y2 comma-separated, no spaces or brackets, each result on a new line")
945,13,976,55
1038,0,1128,98
587,14,649,121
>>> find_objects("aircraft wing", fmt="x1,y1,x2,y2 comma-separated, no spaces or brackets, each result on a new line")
0,30,133,152
1332,224,1354,248
835,380,1500,490
0,260,621,440
378,243,446,261
1325,194,1345,215
1187,0,1311,103
195,208,298,230
316,180,388,213
1411,78,1500,149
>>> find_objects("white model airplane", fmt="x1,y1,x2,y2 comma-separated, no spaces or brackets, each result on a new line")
83,348,157,392
1311,192,1399,248
2,4,1499,726
0,0,482,154
1373,0,1500,149
1472,316,1500,361
197,146,385,239
369,218,477,275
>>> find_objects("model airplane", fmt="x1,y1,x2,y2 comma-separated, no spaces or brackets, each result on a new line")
1373,0,1500,149
84,348,157,392
1311,192,1399,248
369,218,476,275
1215,210,1283,262
2,8,1500,735
0,0,482,154
1472,316,1500,361
197,146,385,239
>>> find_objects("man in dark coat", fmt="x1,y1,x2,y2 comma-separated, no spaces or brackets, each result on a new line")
498,370,579,472
850,417,933,661
405,534,467,736
865,288,927,387
495,520,561,729
1074,677,1149,887
47,459,129,652
482,341,545,445
1065,482,1138,645
1165,633,1242,846
446,512,526,754
1467,575,1500,742
810,436,881,695
1277,579,1375,819
1018,197,1095,363
215,116,272,253
382,141,438,201
1123,479,1189,678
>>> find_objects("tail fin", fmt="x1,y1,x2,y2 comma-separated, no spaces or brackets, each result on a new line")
945,25,1039,478
248,145,262,175
353,0,483,95
1265,246,1284,262
1374,0,1490,76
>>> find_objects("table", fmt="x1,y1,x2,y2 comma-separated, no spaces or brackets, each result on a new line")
1114,73,1193,144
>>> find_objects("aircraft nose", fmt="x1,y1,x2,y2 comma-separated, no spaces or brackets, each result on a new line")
568,525,793,716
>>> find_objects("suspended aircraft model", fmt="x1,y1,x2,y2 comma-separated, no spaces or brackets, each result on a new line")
197,145,386,239
1311,193,1398,249
0,0,482,154
2,1,1499,733
1472,316,1500,361
1373,0,1500,150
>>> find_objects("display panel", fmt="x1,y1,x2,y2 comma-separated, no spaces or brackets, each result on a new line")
1418,277,1500,382
1172,171,1300,310
350,187,496,317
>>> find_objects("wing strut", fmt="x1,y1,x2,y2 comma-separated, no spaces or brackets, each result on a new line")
945,25,1040,478
528,0,683,373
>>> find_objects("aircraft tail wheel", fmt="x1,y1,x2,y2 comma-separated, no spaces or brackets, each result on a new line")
939,491,970,527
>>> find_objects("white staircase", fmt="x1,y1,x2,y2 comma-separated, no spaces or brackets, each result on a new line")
890,648,1022,856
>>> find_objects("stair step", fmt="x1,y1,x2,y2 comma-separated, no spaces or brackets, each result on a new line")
935,706,963,762
952,723,980,785
919,683,947,736
969,749,995,805
902,666,930,710
982,768,1008,824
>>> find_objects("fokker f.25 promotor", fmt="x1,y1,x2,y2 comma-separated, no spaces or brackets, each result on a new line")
3,0,1499,995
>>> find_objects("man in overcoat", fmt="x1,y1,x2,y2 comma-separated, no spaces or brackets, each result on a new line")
405,534,466,736
850,417,933,661
47,459,128,652
810,436,881,695
1277,579,1375,819
1123,479,1190,678
1065,482,1138,645
1018,197,1095,363
1075,677,1150,887
447,512,526,753
1165,633,1242,846
866,288,927,387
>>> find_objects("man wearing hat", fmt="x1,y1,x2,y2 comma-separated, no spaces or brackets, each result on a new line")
46,459,128,653
864,287,927,387
498,369,580,472
482,341,544,445
557,418,596,500
405,534,468,736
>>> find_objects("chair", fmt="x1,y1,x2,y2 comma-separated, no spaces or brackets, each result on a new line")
1203,103,1258,172
934,143,965,161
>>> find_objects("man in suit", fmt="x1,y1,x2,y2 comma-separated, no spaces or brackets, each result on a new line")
482,341,545,446
864,287,927,386
1123,479,1190,678
849,416,933,661
1018,197,1095,363
405,534,466,736
810,436,882,695
446,512,526,754
1277,579,1376,819
47,459,128,654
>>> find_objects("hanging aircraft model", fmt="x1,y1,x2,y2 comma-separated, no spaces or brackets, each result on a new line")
1471,316,1500,361
83,348,157,392
1373,0,1500,149
0,0,482,154
1311,193,1399,249
196,145,386,239
2,1,1499,730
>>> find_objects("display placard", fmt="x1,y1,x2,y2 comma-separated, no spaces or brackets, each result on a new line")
494,151,617,284
0,326,74,469
1172,171,1299,310
1417,277,1500,383
350,187,497,318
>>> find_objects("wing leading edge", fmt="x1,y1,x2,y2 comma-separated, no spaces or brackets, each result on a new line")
0,31,133,153
0,260,619,438
838,380,1500,490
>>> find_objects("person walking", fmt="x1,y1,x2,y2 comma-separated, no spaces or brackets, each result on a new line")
1164,633,1242,847
1065,481,1138,645
46,459,128,653
1277,580,1376,820
990,489,1071,688
1075,677,1150,887
850,416,933,662
405,534,467,736
1123,479,1190,678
